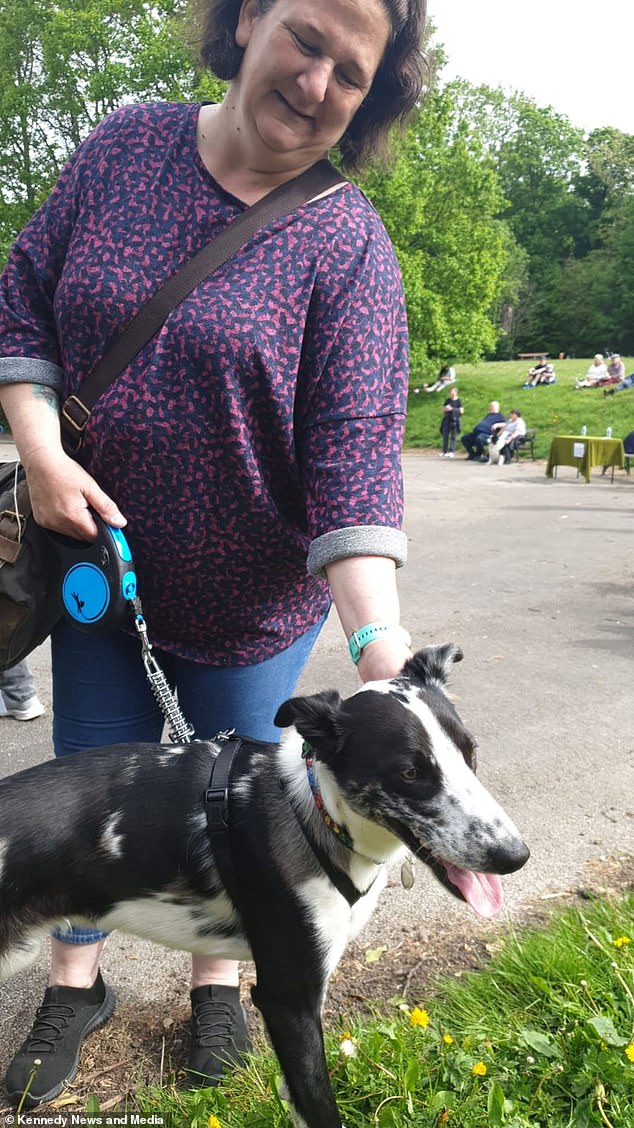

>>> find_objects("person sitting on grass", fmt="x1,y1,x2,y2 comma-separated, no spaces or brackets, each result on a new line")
523,357,555,387
575,354,608,388
424,363,455,392
604,369,634,396
488,409,527,464
607,353,625,382
461,401,506,461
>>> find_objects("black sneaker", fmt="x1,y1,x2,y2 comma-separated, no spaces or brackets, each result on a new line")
188,985,252,1086
5,971,115,1107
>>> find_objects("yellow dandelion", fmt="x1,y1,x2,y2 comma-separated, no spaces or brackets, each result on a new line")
472,1061,487,1076
410,1007,430,1028
613,935,632,949
208,1117,222,1128
442,1033,454,1045
625,1044,634,1063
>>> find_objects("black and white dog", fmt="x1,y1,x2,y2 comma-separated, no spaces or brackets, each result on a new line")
0,645,529,1127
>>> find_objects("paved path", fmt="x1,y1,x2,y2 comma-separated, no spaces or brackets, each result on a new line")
1,447,632,1077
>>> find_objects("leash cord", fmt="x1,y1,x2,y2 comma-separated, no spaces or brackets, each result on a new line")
129,595,195,744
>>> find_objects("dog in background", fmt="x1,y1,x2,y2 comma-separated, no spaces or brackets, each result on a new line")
0,645,529,1127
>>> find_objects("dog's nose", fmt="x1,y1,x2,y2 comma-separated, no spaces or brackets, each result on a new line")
489,839,530,874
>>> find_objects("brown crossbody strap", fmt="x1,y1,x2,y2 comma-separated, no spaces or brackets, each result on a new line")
60,158,346,453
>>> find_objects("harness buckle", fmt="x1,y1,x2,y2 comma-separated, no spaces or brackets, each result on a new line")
205,785,230,831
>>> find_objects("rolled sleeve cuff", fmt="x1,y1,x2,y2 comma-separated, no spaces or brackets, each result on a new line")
0,357,64,393
307,525,407,579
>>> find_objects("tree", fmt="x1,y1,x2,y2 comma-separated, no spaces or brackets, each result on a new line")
445,82,603,353
360,86,509,370
488,225,530,359
596,194,634,354
0,0,225,261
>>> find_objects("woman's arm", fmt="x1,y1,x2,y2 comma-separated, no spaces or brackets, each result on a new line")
0,383,125,538
325,555,411,683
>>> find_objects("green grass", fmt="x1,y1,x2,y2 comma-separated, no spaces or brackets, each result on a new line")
121,892,634,1128
406,359,634,459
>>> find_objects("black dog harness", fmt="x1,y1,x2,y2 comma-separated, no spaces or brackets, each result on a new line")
204,736,377,911
204,736,244,914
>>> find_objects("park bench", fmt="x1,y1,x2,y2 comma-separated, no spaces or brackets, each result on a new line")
513,428,537,460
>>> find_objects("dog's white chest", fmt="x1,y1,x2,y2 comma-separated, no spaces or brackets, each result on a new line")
296,869,387,979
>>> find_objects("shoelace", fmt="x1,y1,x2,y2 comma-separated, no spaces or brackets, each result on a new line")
22,1003,76,1054
192,1000,236,1048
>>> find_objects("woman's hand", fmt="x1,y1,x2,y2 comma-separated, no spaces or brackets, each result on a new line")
325,555,411,684
356,634,412,683
24,448,126,540
0,382,126,539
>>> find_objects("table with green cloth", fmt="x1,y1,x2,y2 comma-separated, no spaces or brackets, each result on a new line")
546,435,625,482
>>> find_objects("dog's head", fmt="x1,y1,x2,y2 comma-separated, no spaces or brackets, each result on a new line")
275,645,529,919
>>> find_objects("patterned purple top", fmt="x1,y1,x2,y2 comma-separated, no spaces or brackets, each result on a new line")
0,103,408,665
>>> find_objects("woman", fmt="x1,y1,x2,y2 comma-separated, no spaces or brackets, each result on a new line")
575,354,608,388
438,386,463,456
0,0,426,1106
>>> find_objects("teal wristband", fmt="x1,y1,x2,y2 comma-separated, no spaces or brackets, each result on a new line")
348,622,411,665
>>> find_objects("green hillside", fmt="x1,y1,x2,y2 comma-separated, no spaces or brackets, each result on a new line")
405,358,634,458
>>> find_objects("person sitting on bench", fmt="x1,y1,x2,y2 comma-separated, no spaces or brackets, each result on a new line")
461,401,506,460
488,409,527,464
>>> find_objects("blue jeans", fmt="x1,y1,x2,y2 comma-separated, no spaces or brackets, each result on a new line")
0,659,38,708
51,616,324,944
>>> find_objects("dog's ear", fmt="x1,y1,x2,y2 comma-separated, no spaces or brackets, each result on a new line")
401,644,463,687
274,690,342,758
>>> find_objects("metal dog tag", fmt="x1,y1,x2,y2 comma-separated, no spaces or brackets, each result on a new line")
400,854,416,890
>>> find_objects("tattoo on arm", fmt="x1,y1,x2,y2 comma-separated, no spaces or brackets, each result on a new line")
33,385,60,413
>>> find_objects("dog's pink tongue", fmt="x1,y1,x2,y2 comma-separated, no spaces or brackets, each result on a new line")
443,864,504,918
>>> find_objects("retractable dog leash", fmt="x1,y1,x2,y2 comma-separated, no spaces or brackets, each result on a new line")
47,514,194,743
128,594,195,744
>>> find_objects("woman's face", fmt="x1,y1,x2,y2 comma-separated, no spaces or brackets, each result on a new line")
233,0,391,167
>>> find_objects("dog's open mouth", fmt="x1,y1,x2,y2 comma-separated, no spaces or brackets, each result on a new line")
421,853,504,918
441,863,504,918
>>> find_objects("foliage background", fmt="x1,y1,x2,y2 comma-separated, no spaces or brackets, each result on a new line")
0,1,633,370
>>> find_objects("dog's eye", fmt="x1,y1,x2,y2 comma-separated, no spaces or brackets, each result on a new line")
401,767,419,781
